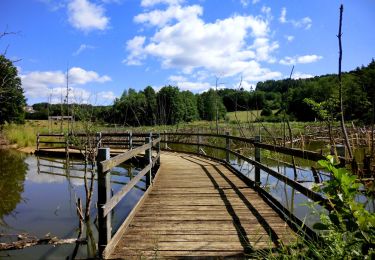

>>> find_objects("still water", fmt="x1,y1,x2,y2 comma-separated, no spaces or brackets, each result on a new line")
0,149,144,259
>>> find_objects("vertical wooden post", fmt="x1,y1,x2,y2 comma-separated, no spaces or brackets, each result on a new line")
336,144,345,157
129,131,133,150
164,131,168,149
97,148,111,257
157,133,161,166
37,132,40,151
226,131,230,163
145,134,152,188
254,135,261,186
65,136,69,159
197,133,201,154
96,132,102,148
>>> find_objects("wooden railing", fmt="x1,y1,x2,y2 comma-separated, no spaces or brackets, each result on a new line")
96,133,161,258
159,132,347,240
36,131,346,249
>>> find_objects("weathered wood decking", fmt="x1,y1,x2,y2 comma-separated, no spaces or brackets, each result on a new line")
109,152,296,259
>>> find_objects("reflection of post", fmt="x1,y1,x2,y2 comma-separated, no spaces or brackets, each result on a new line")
97,148,111,256
254,135,261,186
145,134,152,188
226,131,230,163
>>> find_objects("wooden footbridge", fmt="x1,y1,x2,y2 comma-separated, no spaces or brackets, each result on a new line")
35,132,336,259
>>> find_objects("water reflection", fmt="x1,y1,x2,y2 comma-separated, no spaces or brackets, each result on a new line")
0,150,144,259
0,150,27,222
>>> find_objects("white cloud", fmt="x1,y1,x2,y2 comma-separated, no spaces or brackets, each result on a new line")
292,71,314,79
123,36,146,65
67,0,109,32
280,54,322,65
134,4,202,27
73,44,95,55
69,67,111,84
279,7,287,23
279,7,312,30
21,67,112,103
141,0,183,7
126,3,280,81
252,0,260,4
285,35,294,42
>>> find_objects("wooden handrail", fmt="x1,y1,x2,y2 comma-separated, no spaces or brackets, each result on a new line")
100,142,151,172
103,163,152,217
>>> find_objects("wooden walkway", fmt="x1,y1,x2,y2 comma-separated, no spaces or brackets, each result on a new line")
109,152,296,259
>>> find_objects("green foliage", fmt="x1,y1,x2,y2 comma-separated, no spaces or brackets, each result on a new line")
197,89,226,121
256,59,375,122
310,157,375,258
261,105,273,116
0,55,26,124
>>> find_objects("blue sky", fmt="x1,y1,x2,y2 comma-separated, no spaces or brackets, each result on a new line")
1,0,374,105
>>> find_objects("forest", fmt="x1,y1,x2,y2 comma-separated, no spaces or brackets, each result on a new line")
24,59,375,127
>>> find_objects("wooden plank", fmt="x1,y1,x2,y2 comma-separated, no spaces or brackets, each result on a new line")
108,152,297,258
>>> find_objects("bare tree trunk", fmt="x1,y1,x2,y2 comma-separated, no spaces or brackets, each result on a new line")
337,4,353,159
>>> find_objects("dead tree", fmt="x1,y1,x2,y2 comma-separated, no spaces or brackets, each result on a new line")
337,4,353,159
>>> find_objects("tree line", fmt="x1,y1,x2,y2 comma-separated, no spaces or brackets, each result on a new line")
2,51,375,126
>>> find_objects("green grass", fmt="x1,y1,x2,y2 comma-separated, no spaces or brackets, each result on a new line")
226,110,263,122
1,118,334,148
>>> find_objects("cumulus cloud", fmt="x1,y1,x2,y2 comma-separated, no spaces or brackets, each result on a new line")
69,67,111,84
67,0,109,32
167,74,214,92
126,2,280,84
21,67,112,103
280,55,322,65
134,4,202,27
279,7,312,29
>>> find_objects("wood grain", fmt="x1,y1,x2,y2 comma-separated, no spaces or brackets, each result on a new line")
108,152,296,259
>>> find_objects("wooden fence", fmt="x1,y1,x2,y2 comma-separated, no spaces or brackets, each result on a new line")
96,134,161,257
35,131,347,255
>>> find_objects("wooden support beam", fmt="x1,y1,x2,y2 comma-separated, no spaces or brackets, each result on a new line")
97,148,111,258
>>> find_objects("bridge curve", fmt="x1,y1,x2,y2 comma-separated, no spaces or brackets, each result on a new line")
108,152,296,259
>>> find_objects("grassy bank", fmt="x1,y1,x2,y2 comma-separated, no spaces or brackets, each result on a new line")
1,118,329,148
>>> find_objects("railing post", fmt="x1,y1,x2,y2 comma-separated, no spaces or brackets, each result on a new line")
96,132,102,148
226,131,230,163
164,131,168,149
197,133,201,154
145,133,152,188
129,131,133,150
97,148,111,257
255,135,261,186
157,133,161,166
37,132,40,151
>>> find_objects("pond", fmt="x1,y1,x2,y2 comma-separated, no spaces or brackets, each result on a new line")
0,149,144,259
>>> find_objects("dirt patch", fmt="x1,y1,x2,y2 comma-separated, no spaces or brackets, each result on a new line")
18,146,36,154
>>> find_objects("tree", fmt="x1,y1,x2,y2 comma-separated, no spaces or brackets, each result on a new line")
197,89,226,121
0,55,26,125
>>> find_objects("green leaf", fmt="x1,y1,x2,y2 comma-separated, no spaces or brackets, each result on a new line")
313,222,329,230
